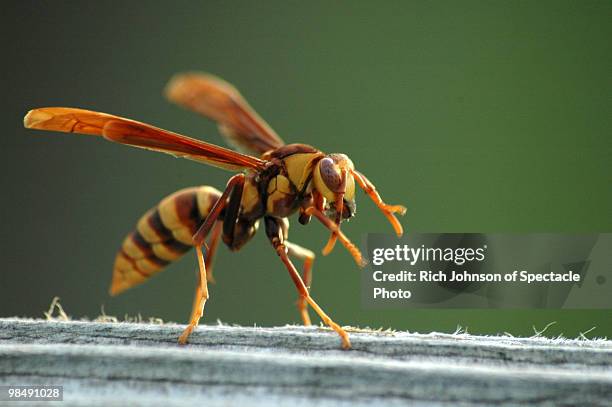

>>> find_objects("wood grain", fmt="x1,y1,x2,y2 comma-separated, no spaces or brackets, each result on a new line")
1,318,611,406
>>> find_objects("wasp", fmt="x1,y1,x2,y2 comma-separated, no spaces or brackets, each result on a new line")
24,72,406,349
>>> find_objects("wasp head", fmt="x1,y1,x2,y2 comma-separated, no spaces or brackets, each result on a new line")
313,153,356,221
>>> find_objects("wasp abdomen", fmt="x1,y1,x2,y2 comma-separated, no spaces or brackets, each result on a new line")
110,186,221,295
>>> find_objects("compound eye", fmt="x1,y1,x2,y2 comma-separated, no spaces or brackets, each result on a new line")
319,157,343,192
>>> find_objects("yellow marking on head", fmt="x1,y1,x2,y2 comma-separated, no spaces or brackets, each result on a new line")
313,155,356,202
313,168,334,201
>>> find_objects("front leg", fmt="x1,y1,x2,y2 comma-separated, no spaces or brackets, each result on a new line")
304,206,365,267
350,169,406,237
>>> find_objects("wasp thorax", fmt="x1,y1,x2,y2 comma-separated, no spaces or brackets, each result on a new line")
313,154,356,204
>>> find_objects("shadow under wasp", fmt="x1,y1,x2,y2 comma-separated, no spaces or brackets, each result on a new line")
24,72,406,349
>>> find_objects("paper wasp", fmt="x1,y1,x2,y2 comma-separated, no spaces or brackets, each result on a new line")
24,72,406,349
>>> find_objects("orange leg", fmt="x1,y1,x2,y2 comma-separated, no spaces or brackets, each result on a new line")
275,242,350,349
179,245,209,344
265,216,350,349
193,174,244,246
285,241,315,326
305,206,365,267
350,169,407,237
179,174,244,344
204,221,223,284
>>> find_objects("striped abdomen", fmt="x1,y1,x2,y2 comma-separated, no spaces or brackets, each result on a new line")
109,186,222,295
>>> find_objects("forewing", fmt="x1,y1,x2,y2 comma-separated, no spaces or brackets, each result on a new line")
24,107,267,172
165,72,285,155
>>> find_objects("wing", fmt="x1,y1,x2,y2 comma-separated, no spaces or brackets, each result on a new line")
24,107,267,172
165,72,285,156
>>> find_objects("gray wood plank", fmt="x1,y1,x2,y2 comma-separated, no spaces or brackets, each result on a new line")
1,318,611,406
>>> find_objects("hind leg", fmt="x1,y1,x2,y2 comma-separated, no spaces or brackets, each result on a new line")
179,174,245,344
204,221,223,283
179,245,209,344
285,241,315,326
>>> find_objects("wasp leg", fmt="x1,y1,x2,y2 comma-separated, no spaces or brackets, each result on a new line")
179,174,245,345
204,221,223,284
304,207,365,267
285,241,315,326
179,245,209,344
350,169,407,237
265,217,351,349
192,173,245,246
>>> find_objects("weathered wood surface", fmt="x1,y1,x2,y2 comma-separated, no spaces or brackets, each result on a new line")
1,318,611,406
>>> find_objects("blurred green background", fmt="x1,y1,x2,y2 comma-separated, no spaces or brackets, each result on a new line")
2,1,610,338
